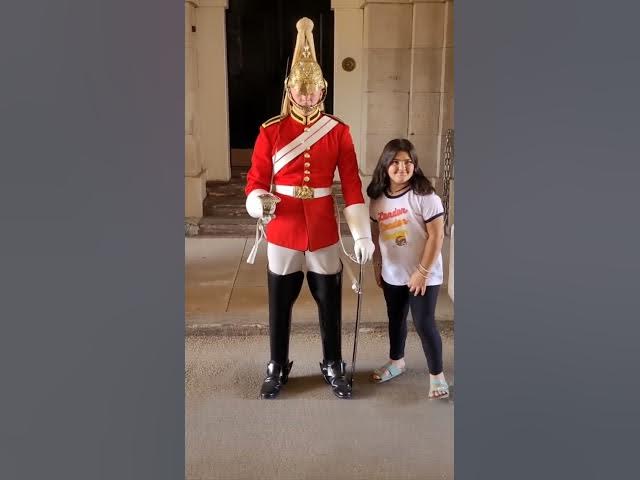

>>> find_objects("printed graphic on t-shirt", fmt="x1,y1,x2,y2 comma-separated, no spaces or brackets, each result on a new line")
377,207,409,247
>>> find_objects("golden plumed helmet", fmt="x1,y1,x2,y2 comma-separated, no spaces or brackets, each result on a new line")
281,18,328,115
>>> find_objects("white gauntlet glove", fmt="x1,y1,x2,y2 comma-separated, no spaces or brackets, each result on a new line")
343,203,375,264
354,237,375,264
246,189,281,225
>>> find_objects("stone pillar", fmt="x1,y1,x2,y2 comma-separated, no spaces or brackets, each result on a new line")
185,0,206,218
331,1,365,173
196,0,230,182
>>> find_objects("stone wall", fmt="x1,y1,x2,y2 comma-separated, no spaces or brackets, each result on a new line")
358,0,453,177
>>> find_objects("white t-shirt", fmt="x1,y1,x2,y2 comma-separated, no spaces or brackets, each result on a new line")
369,189,445,286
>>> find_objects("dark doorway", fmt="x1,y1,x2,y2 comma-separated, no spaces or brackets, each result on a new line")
226,0,334,158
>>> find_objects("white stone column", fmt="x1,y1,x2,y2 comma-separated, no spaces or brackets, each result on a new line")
185,0,206,217
331,1,365,174
196,0,230,181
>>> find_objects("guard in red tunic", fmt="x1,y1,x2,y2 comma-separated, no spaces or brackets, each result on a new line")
245,17,374,399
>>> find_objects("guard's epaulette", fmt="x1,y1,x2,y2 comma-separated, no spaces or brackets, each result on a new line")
323,113,345,124
261,115,284,128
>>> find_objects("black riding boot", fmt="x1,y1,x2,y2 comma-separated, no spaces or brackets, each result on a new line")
259,360,293,400
307,269,352,399
259,270,304,399
320,359,352,399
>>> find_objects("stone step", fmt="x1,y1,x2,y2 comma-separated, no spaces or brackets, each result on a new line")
197,219,353,237
200,173,349,236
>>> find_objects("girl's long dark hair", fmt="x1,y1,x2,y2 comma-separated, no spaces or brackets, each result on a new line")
366,138,435,199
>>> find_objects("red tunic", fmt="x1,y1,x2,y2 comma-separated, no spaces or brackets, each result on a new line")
245,113,364,252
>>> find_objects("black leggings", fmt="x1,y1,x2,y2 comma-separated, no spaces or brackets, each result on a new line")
381,279,443,375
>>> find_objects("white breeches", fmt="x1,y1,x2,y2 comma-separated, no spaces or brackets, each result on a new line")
267,242,341,275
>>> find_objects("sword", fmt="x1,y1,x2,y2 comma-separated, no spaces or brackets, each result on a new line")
280,56,290,115
349,259,364,388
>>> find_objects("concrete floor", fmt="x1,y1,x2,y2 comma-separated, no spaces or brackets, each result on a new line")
186,331,454,480
185,237,453,335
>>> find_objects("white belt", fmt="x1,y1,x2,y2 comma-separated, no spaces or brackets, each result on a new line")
274,185,332,200
246,184,334,264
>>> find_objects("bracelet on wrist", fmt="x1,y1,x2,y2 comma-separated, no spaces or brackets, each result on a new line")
417,263,430,275
415,269,428,279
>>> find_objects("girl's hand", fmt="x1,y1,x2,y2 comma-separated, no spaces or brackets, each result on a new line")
407,270,428,296
373,262,383,288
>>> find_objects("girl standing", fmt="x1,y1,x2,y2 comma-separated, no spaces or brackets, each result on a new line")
367,138,449,399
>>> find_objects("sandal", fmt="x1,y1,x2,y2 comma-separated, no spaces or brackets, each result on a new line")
371,362,406,383
428,379,449,400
